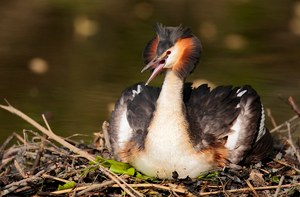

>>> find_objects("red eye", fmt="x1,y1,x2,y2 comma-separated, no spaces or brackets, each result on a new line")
166,51,171,55
160,60,165,64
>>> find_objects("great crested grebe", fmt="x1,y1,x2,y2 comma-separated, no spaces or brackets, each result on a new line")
107,23,273,179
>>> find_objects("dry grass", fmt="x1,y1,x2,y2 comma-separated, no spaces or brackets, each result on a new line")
0,99,300,196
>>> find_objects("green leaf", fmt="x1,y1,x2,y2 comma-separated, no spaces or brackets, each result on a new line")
135,171,155,180
90,157,155,179
105,159,131,168
105,159,135,175
198,171,219,180
126,167,135,176
270,175,280,183
89,156,105,165
57,181,76,191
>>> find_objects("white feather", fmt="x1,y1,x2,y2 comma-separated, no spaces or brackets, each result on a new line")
256,105,266,142
225,116,243,150
117,109,133,150
237,89,247,97
132,84,142,96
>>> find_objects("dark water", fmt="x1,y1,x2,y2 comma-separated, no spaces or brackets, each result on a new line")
1,0,300,143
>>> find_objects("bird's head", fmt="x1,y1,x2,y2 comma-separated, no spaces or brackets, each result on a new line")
142,23,202,85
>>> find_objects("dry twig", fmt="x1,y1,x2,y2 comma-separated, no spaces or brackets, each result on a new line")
198,182,300,196
286,122,300,163
1,170,45,196
266,108,277,128
273,159,300,173
270,115,298,133
0,103,141,197
31,133,47,175
245,179,259,197
288,96,300,116
42,174,69,183
76,180,116,196
274,176,285,197
14,160,27,179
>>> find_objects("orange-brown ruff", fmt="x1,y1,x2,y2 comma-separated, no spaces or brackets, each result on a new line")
107,23,273,179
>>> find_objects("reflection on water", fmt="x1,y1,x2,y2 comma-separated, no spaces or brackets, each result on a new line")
0,0,300,143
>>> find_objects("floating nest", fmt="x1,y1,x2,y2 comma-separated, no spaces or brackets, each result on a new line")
0,99,300,197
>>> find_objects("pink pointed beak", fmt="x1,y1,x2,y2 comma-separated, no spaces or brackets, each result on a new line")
141,51,170,85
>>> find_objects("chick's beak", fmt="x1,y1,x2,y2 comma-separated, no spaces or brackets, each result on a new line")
141,51,170,85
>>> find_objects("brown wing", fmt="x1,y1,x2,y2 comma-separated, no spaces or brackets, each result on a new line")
109,83,160,160
185,84,272,164
185,84,241,148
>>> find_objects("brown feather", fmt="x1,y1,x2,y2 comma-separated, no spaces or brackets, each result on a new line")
173,38,194,71
202,144,229,167
118,141,141,163
173,37,202,79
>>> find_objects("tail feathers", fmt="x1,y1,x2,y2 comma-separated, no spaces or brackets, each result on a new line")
242,128,273,164
226,85,271,164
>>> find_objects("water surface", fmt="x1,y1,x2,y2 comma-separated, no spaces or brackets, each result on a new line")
1,0,300,143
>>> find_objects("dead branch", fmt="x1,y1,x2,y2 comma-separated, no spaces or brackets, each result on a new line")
273,159,300,173
274,176,285,197
31,133,47,175
198,182,300,195
1,170,45,196
288,96,300,116
266,108,277,128
76,180,116,196
0,103,140,197
270,115,298,133
286,122,300,163
245,179,259,197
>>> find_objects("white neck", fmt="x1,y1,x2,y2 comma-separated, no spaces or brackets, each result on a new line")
148,69,188,143
156,70,184,110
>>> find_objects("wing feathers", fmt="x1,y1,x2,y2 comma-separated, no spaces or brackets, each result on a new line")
110,83,271,164
109,83,160,160
185,84,271,164
186,84,241,149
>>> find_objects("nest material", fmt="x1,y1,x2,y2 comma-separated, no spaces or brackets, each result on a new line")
0,102,300,196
